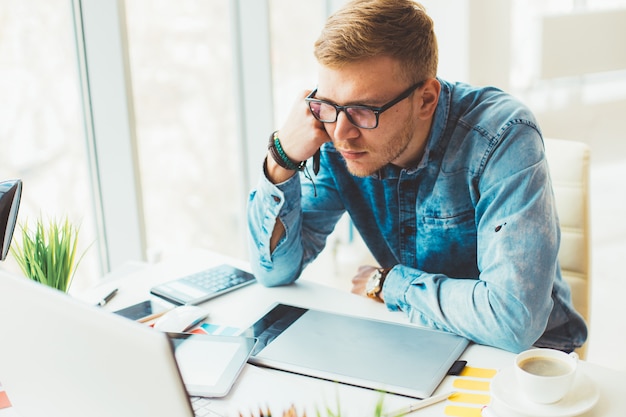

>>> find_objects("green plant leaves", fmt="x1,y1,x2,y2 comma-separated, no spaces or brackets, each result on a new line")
10,216,86,292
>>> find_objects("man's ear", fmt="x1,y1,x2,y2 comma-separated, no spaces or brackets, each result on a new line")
416,78,440,119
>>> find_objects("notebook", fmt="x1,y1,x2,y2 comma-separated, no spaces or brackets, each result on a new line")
0,270,255,417
244,303,469,399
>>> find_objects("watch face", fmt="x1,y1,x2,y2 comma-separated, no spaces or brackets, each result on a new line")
366,270,382,295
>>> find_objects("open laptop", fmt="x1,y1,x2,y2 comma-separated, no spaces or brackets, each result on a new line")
244,303,469,399
0,270,252,417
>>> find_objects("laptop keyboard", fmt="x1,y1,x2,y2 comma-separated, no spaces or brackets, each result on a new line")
191,396,224,417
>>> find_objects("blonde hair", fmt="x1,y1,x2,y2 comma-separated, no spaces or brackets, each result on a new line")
314,0,438,84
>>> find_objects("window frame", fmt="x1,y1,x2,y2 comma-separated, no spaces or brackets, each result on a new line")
74,0,275,273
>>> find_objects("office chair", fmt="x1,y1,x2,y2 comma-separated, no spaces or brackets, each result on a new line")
0,179,22,261
544,138,591,358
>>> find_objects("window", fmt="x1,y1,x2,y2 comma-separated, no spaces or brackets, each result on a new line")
0,0,100,289
124,0,243,263
269,0,325,124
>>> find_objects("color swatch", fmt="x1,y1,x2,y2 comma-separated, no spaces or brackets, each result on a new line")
0,385,11,409
443,366,497,417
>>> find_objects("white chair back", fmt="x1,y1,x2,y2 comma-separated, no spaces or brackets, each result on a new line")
544,138,591,356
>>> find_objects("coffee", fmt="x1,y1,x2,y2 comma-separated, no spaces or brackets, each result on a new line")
518,357,571,377
514,348,579,403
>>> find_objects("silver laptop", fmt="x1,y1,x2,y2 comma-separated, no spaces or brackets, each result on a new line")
245,303,469,399
0,270,251,417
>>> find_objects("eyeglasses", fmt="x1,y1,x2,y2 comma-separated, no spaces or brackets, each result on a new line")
305,82,424,129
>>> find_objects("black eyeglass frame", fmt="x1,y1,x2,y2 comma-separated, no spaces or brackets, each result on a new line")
305,81,424,129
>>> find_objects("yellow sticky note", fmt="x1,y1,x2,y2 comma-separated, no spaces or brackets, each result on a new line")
459,366,498,379
448,392,491,405
444,405,483,417
453,378,491,391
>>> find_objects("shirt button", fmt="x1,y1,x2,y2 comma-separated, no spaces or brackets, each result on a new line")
271,195,281,203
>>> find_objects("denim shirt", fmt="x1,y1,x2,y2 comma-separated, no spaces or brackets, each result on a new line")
247,79,588,353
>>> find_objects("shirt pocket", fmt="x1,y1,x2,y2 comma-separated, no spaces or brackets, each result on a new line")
418,207,479,278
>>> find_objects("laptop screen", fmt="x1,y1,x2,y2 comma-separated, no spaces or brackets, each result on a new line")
0,271,194,417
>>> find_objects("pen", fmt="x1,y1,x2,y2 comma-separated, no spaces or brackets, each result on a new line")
95,288,118,307
384,391,455,417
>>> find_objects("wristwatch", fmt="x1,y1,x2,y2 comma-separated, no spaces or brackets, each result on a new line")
365,267,392,302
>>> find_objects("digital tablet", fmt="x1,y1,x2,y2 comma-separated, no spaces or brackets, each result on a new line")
167,333,257,397
244,303,469,399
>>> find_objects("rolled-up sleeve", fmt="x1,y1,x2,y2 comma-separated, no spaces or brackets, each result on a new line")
247,168,304,286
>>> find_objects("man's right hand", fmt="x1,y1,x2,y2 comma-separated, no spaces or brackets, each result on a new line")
265,90,330,184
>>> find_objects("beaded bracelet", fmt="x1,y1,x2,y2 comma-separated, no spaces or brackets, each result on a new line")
267,131,306,171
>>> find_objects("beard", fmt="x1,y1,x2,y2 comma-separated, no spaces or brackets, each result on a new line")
340,113,418,178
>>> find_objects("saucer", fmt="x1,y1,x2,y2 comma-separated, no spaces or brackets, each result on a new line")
491,366,599,417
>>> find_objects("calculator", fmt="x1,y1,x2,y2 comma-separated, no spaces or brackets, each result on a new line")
150,264,256,305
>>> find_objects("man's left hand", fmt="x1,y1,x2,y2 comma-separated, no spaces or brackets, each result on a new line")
351,265,382,301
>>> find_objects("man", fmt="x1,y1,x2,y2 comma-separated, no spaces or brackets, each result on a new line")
247,0,587,353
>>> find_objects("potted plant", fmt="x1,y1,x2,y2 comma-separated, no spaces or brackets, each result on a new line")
10,216,86,293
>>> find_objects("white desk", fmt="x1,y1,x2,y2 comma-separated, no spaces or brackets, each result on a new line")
2,250,625,417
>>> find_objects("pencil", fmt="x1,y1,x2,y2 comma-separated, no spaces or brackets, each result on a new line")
383,391,455,417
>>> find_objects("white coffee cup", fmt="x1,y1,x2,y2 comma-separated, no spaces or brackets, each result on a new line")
514,348,579,404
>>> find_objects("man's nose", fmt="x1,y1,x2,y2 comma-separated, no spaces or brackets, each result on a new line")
332,110,360,141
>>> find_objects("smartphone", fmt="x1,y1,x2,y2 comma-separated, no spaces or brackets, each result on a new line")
113,299,172,323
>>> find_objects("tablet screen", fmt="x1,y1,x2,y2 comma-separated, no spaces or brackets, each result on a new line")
168,333,257,397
